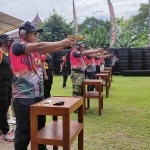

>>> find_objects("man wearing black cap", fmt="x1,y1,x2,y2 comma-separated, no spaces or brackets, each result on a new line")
9,21,75,150
0,34,14,142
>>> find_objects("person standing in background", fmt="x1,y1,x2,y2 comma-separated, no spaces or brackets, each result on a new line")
0,34,14,142
83,54,96,91
42,53,54,98
60,52,68,89
110,54,119,74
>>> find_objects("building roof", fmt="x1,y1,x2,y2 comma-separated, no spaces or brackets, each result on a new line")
0,11,23,35
9,13,42,39
32,13,42,25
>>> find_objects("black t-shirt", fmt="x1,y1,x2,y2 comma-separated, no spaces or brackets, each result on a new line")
0,50,13,79
46,54,53,70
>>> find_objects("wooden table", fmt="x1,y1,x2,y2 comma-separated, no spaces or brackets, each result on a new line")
83,79,103,115
95,73,109,98
104,67,113,82
30,96,84,150
100,70,111,88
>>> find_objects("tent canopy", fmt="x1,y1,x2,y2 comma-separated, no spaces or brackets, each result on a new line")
0,11,23,35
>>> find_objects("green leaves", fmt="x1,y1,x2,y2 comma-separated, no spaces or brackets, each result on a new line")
37,13,73,43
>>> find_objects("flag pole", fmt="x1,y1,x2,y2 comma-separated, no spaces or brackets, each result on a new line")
73,0,78,36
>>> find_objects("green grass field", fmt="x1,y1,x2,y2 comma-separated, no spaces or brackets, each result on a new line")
47,75,150,150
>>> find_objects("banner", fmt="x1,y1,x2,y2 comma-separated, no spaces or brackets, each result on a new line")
107,0,117,47
73,0,78,36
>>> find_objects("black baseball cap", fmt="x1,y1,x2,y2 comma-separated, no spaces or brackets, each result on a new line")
0,34,14,43
19,21,43,33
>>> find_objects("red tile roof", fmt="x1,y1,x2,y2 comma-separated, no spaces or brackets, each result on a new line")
32,13,42,25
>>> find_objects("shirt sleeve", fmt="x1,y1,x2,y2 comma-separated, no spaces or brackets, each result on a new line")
41,55,47,62
72,50,82,58
11,41,28,56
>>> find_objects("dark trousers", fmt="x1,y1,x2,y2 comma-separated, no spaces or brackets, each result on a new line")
13,97,46,150
112,65,115,75
44,70,53,98
62,71,68,87
84,69,87,79
0,79,12,135
96,65,100,74
87,71,95,91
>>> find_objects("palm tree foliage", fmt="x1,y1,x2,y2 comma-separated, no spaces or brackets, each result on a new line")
36,3,148,48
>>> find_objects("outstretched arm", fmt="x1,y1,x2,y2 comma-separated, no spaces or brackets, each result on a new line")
25,38,75,54
82,48,104,56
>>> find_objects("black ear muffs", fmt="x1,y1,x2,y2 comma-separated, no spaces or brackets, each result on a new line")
76,44,80,50
76,43,81,50
19,22,28,39
76,42,84,50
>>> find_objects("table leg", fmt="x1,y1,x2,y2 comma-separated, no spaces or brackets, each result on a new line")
30,113,38,150
78,129,84,150
53,146,58,150
63,114,70,150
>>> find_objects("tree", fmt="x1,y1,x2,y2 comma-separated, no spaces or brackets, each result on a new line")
37,13,73,42
82,24,110,48
128,3,148,34
78,16,106,34
78,18,110,48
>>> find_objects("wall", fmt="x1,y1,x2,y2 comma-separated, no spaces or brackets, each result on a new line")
53,47,150,75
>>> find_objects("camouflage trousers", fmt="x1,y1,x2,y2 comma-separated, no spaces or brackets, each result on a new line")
71,71,85,96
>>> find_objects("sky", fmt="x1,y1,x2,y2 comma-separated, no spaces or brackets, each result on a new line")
1,0,148,24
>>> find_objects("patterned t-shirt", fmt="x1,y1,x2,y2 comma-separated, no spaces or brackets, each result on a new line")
9,40,44,98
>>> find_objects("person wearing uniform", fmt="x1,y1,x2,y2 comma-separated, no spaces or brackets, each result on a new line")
0,34,14,142
9,21,75,150
70,42,104,96
60,52,68,88
83,54,96,91
42,53,54,98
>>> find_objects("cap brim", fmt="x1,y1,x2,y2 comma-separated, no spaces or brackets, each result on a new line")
29,28,43,33
0,38,14,43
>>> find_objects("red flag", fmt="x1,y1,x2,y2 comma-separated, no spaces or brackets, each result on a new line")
107,0,117,47
73,0,78,36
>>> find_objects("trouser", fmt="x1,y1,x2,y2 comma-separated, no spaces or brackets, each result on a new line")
0,79,12,134
62,71,68,87
96,65,100,74
7,98,16,120
112,66,115,75
71,71,85,96
44,70,53,98
84,69,87,79
87,71,95,91
13,97,46,150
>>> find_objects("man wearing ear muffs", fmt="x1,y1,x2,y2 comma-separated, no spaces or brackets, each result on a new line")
70,42,105,97
0,34,14,142
9,21,75,150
